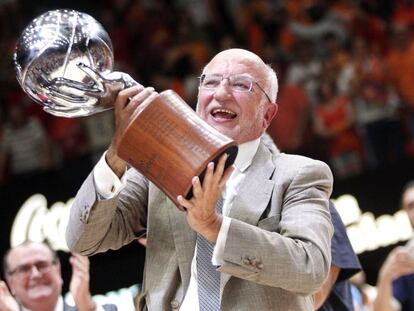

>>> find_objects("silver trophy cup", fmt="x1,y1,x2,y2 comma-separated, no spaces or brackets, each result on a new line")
14,9,137,117
13,9,239,206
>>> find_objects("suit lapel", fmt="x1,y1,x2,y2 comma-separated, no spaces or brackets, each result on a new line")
228,142,275,223
221,142,275,290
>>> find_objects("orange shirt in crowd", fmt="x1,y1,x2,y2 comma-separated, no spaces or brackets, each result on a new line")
267,83,309,152
387,40,414,107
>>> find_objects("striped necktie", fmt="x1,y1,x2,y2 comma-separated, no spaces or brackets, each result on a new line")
196,197,223,311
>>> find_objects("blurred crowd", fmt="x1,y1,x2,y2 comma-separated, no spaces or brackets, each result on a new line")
1,0,414,184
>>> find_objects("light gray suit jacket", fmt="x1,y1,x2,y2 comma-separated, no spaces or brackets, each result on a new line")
66,140,333,311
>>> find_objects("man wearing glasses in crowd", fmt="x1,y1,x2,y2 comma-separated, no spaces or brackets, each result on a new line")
66,48,333,310
0,241,117,311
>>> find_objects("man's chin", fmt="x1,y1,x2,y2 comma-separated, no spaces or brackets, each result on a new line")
210,123,237,140
27,285,54,300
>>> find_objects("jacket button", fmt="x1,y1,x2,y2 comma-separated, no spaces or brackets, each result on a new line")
79,212,86,223
171,300,180,309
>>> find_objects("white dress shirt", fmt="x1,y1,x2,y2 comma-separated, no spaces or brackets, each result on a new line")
93,138,261,310
21,296,106,311
21,296,64,311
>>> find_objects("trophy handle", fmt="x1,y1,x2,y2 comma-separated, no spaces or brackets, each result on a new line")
36,63,141,117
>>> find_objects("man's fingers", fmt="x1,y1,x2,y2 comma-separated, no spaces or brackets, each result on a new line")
220,165,235,188
177,195,192,211
130,91,158,120
213,153,228,185
70,255,90,274
115,85,144,110
201,162,215,190
191,176,203,198
118,85,144,99
126,87,155,112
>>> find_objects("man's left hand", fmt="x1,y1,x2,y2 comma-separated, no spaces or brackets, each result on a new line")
0,281,18,311
177,153,234,242
69,254,96,311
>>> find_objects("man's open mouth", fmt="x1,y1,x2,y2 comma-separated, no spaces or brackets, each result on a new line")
211,108,237,119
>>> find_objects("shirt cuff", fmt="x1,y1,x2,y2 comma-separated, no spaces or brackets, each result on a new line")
93,151,127,199
212,216,231,266
95,303,105,311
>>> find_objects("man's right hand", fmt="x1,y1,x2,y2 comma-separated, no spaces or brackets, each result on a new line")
106,85,158,177
0,281,18,311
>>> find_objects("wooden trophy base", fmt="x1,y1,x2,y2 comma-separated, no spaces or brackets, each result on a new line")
117,90,238,206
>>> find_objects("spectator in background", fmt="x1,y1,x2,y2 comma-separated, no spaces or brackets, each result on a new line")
289,0,348,57
0,241,117,311
82,111,115,165
374,181,414,311
390,0,414,30
312,75,363,178
315,201,362,310
0,102,54,185
286,39,322,106
386,23,414,153
47,117,89,170
266,55,311,155
339,37,404,169
350,271,377,311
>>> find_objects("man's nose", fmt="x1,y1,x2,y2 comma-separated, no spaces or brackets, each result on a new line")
28,265,42,277
214,79,232,100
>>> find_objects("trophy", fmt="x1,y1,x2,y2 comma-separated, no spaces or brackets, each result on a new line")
14,9,238,206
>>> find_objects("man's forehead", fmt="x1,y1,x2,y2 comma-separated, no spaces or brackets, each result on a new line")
205,50,266,76
8,243,53,266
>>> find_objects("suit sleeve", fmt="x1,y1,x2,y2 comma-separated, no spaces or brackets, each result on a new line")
219,160,333,294
65,167,148,255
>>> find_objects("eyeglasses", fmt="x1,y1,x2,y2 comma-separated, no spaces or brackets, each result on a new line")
7,260,57,278
199,74,272,103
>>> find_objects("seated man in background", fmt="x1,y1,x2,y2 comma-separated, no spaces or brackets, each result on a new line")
374,181,414,311
0,241,117,311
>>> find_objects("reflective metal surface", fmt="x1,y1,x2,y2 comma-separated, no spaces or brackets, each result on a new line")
14,9,137,117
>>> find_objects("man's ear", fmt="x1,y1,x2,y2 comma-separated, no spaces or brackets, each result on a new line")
56,262,63,287
263,103,278,129
5,276,15,295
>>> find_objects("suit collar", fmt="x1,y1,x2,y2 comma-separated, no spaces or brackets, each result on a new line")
234,138,260,172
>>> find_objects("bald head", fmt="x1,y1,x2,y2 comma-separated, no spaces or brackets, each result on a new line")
204,49,278,103
197,48,279,144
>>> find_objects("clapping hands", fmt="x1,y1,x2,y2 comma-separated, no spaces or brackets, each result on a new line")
0,281,18,311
